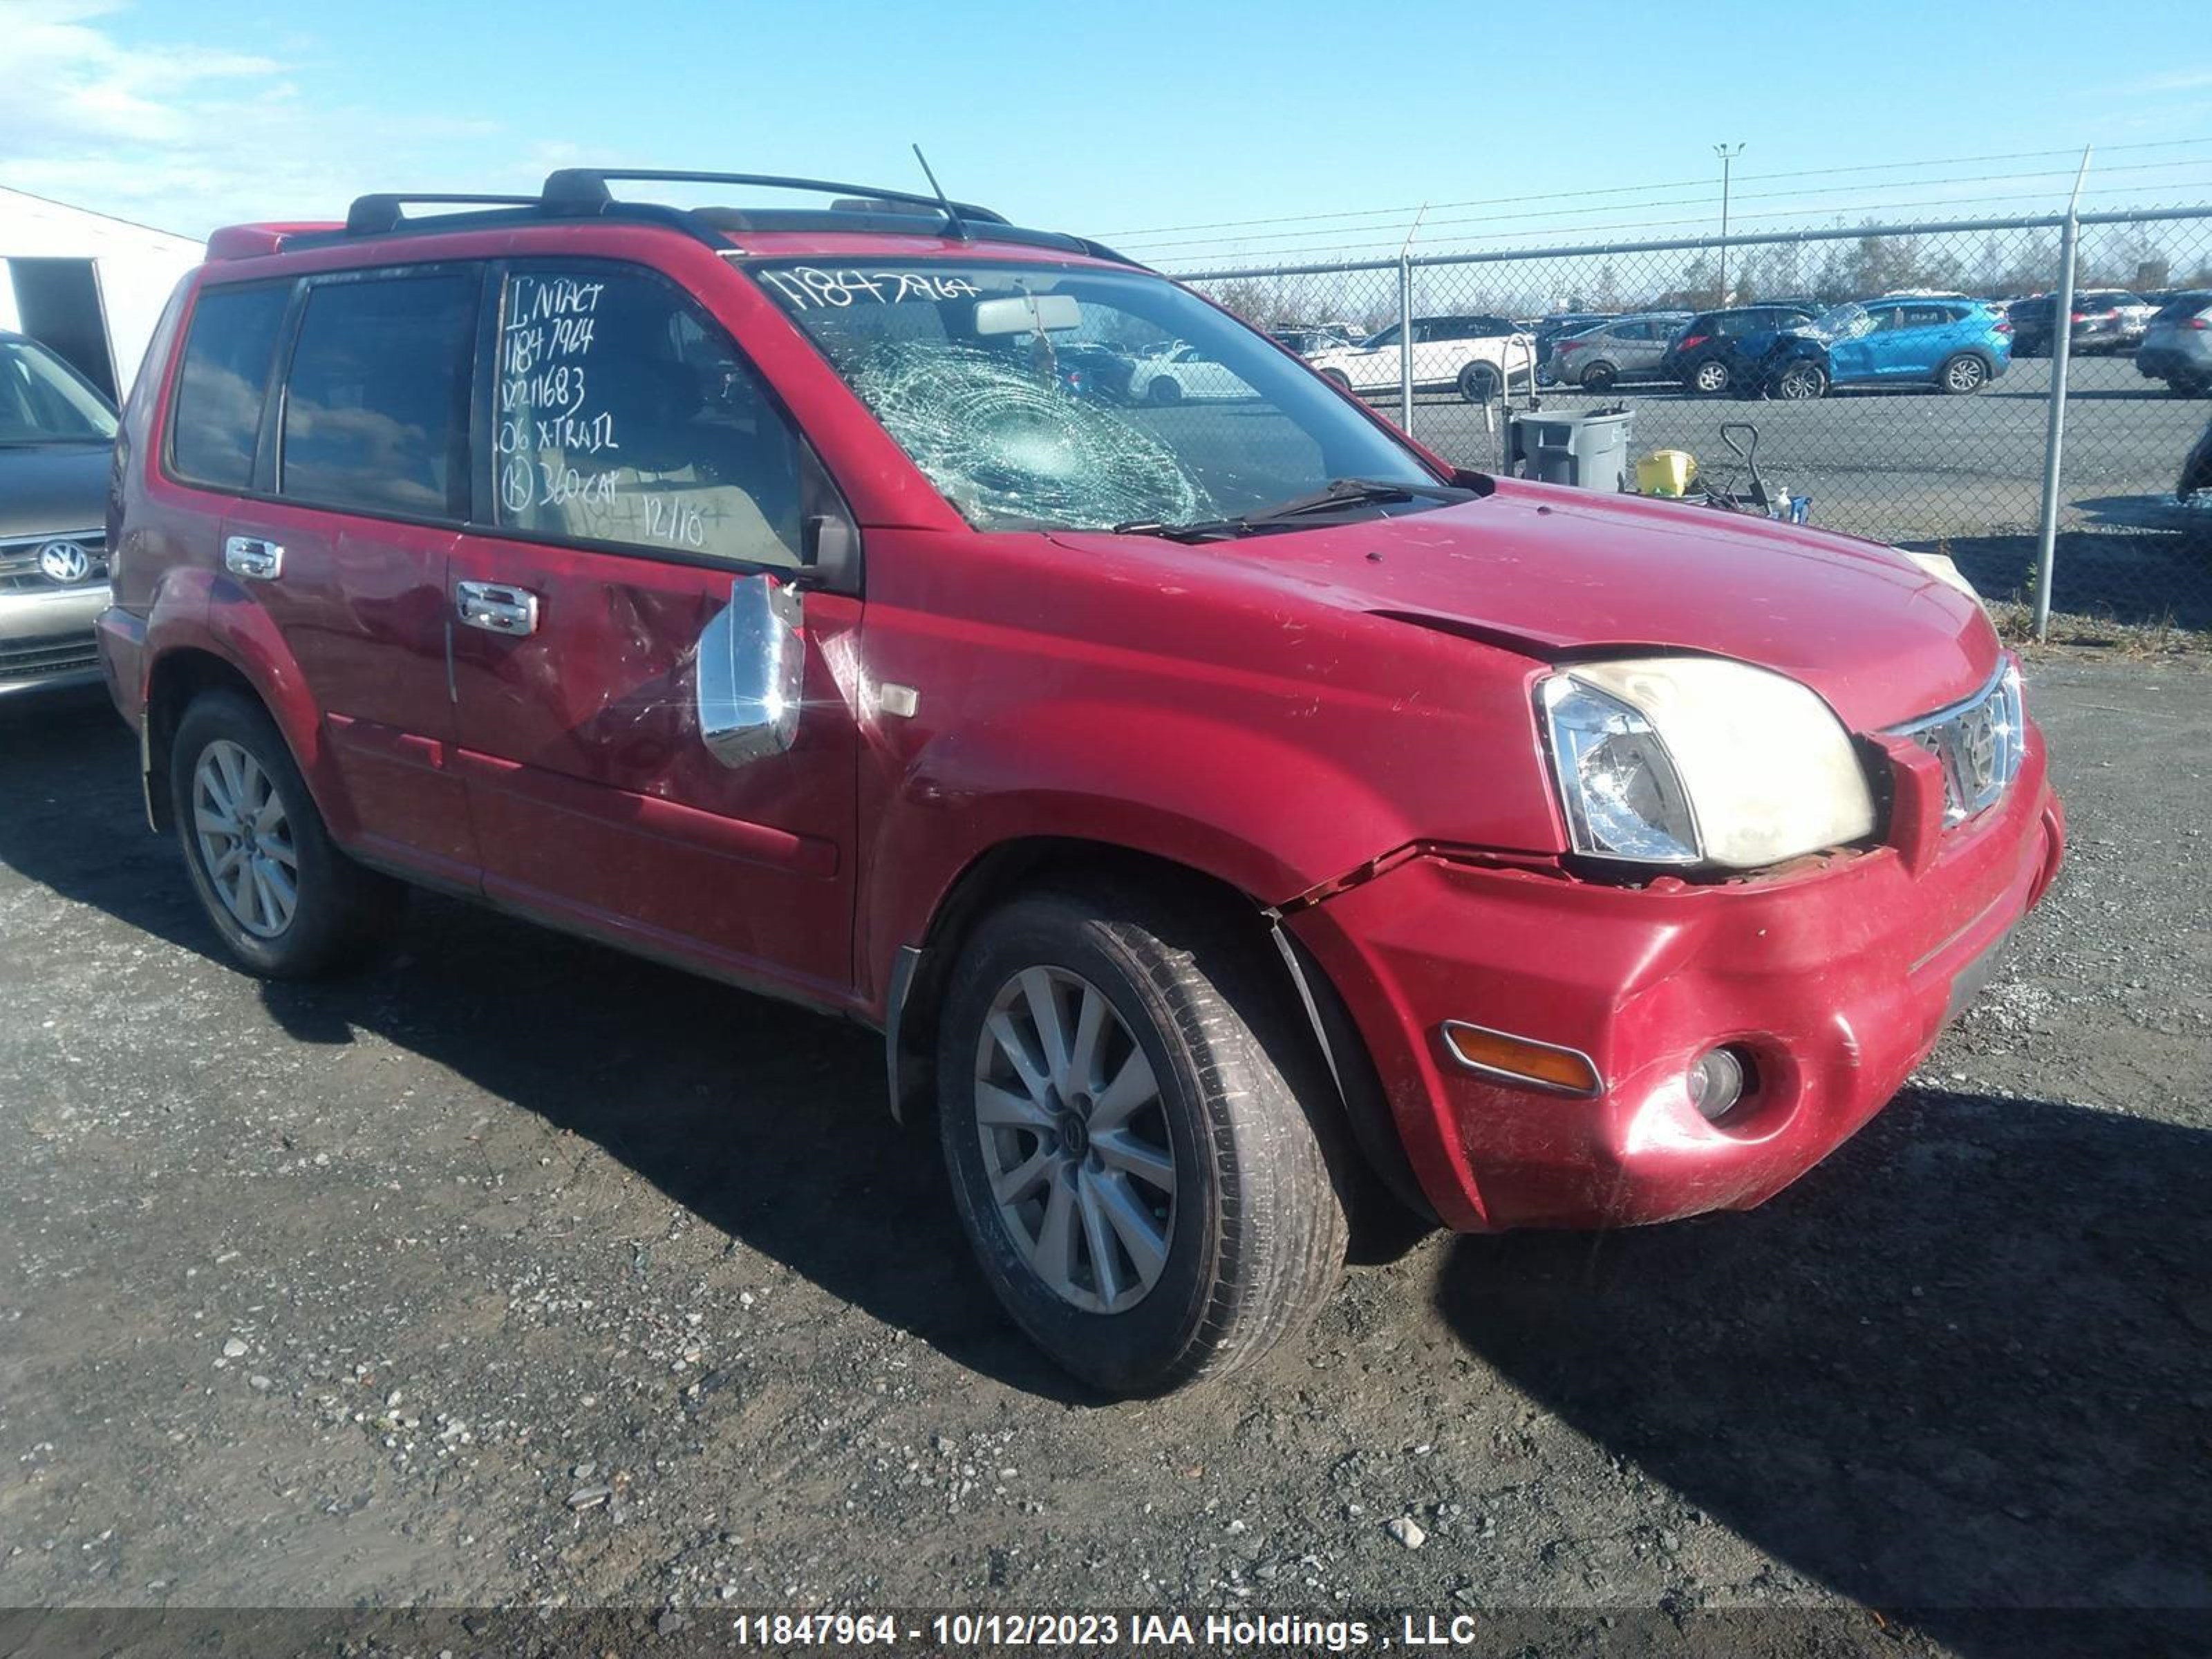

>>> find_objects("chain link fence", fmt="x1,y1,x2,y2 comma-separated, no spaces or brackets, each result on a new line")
1173,209,2212,644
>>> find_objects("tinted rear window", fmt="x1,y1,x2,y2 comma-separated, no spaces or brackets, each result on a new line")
2155,292,2212,321
279,274,477,518
171,283,290,489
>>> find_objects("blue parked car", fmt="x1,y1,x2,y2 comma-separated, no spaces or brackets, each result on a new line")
1731,298,2014,400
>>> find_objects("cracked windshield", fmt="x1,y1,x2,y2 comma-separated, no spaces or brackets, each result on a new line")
751,261,1434,531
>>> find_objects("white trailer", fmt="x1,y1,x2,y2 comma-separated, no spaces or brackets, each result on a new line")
0,186,202,403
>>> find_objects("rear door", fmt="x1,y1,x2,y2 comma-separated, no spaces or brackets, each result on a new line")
447,259,861,1004
209,264,482,882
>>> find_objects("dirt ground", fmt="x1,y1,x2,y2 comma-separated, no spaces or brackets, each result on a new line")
1,658,2207,1658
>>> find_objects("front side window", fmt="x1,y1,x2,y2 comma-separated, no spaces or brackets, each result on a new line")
494,268,805,568
754,260,1432,532
0,337,117,447
171,283,288,488
279,274,475,516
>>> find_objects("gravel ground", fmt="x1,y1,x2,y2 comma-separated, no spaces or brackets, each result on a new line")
0,659,2207,1658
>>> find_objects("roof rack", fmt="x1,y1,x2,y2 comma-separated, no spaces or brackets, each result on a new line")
539,168,1011,227
345,193,539,234
313,168,1141,268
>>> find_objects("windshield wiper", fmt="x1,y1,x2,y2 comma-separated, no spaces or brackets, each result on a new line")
1241,476,1476,526
1113,476,1477,542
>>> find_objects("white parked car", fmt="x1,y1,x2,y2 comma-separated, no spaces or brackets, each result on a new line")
1125,341,1255,404
1305,314,1537,402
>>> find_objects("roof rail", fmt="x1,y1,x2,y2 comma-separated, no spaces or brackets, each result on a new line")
303,169,1144,269
345,192,540,234
540,168,1010,227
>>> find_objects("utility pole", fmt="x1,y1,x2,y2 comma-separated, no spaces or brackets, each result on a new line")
1713,143,1745,304
2033,146,2094,642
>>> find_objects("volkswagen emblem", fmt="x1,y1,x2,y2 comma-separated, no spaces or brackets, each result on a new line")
36,540,93,585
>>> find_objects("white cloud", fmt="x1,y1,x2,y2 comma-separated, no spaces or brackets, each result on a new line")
2134,68,2212,95
0,0,508,236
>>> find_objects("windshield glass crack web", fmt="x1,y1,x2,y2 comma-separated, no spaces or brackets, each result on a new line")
848,342,1214,530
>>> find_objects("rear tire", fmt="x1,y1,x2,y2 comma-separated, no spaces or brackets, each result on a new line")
1690,358,1732,396
1146,377,1183,406
937,882,1350,1396
1457,362,1501,403
1939,353,1989,395
170,691,401,978
1580,361,1618,393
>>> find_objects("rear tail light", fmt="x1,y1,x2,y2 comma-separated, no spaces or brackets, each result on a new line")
1557,339,1582,354
1995,320,2013,334
2189,317,2210,331
1676,335,1708,353
2070,312,2088,322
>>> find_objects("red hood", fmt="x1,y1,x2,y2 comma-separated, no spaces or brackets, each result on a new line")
1060,480,1998,733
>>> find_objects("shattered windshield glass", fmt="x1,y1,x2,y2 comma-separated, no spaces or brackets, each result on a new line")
1806,303,1875,343
749,260,1434,532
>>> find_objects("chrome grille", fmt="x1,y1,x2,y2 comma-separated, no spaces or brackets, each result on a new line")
1890,666,2025,827
0,531,109,595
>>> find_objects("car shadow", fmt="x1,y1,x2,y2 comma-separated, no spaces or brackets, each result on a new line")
1432,1088,2212,1658
0,695,1089,1402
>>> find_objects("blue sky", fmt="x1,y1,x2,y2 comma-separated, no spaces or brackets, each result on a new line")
6,0,2210,268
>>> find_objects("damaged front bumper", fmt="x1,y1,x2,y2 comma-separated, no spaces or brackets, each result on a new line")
1288,729,2065,1232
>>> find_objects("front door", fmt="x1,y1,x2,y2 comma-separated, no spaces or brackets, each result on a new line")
447,261,861,1006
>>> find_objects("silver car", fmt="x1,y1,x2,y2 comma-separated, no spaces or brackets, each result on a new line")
1541,311,1694,392
0,334,117,699
2136,291,2212,398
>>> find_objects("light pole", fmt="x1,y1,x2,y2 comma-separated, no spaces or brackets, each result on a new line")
1714,143,1745,304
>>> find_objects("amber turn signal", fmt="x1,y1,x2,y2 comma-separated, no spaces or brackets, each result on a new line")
1439,1020,1602,1098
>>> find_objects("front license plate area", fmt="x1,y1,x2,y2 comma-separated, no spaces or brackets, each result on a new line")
1942,925,2016,1027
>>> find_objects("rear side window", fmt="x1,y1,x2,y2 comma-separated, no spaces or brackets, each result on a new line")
171,283,289,489
279,274,477,518
493,267,805,569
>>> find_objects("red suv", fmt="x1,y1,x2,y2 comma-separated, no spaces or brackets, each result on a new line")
98,171,2065,1395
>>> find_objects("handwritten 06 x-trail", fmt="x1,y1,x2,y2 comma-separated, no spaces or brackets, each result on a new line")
97,169,2065,1395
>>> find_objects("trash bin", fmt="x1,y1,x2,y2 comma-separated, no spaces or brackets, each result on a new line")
1504,406,1635,491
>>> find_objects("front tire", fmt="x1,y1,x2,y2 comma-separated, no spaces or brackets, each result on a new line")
937,883,1349,1395
1939,353,1989,395
1318,368,1352,393
171,691,400,977
1771,359,1828,401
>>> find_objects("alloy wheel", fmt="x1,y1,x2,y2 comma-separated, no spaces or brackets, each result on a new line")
191,739,299,939
1776,363,1824,401
972,966,1177,1315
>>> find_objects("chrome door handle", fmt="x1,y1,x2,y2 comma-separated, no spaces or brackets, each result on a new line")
223,536,283,581
456,580,541,636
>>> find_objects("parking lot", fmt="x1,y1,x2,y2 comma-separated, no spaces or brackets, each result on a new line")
1408,356,2200,536
1,662,2206,1654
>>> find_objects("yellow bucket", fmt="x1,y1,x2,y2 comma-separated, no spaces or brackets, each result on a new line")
1635,449,1698,498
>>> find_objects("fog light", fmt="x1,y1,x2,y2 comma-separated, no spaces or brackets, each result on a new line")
1686,1047,1755,1123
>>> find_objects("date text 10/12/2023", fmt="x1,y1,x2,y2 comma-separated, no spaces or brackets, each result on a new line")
720,1611,1533,1650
